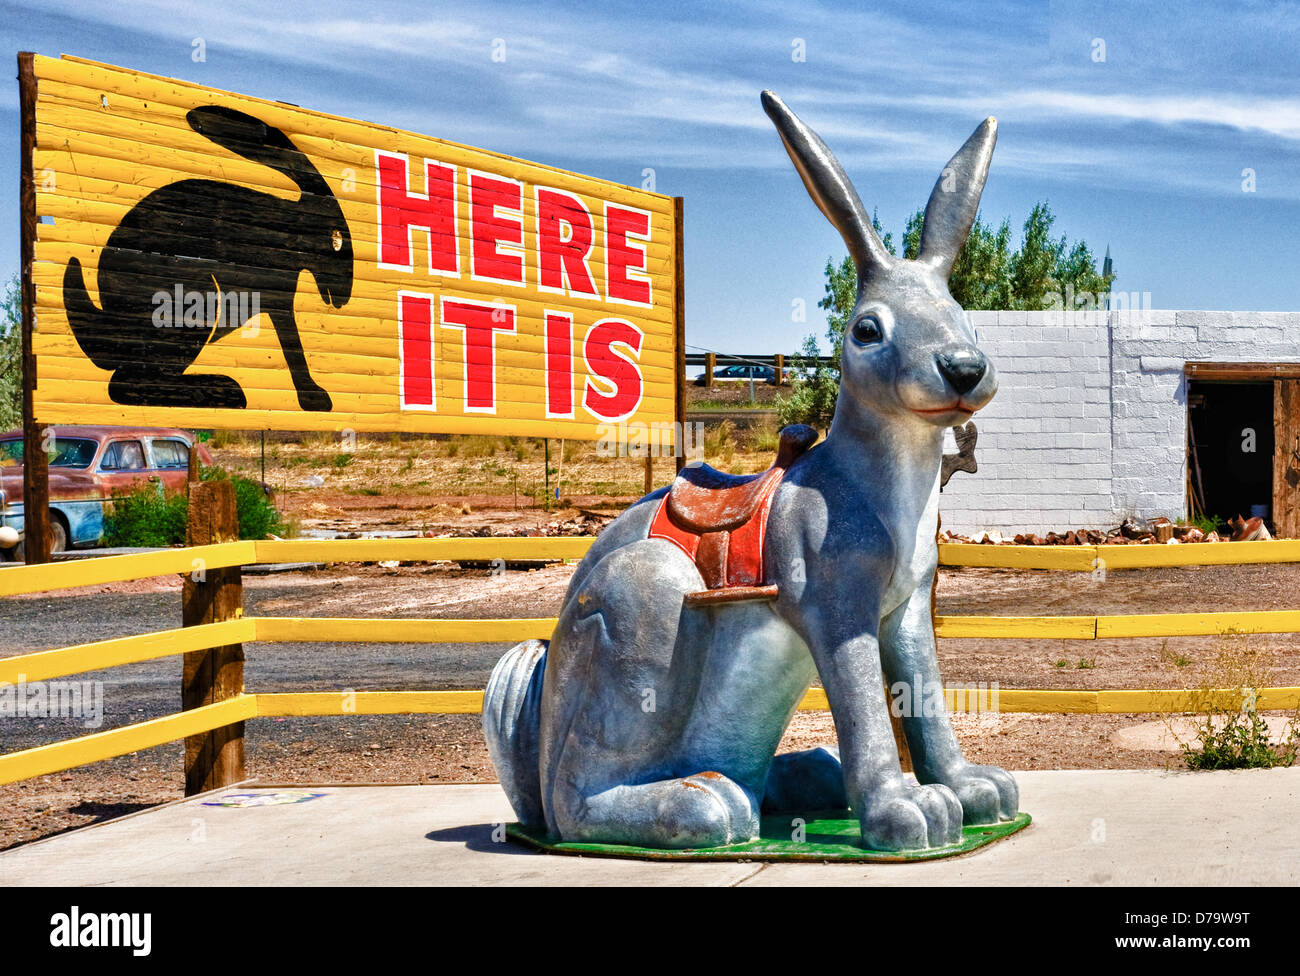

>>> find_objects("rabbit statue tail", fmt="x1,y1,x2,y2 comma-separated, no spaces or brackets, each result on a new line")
481,638,547,827
62,257,118,370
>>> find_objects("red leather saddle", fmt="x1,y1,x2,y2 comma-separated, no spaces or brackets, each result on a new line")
648,425,817,606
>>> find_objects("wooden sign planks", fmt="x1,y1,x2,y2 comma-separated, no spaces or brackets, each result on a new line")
25,54,682,439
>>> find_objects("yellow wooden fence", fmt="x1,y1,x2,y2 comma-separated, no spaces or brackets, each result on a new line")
3,537,1300,786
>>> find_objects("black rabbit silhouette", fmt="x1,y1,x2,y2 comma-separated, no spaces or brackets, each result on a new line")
63,105,353,411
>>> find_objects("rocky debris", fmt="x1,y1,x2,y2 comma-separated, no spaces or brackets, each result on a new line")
941,514,1279,545
1227,515,1273,542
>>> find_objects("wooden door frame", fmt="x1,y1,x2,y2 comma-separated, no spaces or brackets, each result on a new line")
1185,362,1300,537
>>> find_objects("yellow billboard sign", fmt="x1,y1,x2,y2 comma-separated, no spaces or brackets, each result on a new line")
26,54,682,438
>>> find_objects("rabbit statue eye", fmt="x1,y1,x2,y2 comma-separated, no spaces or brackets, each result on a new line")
850,314,883,345
331,229,343,252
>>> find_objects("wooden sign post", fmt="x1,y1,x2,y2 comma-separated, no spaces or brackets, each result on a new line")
18,53,50,565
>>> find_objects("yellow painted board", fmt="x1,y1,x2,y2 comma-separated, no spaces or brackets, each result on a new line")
254,690,484,716
27,357,679,414
0,619,254,685
252,616,557,644
1096,610,1300,638
1097,689,1211,713
934,615,1097,639
937,544,1099,571
0,695,256,786
254,537,597,564
29,55,681,439
1258,687,1300,709
29,402,659,439
991,689,1099,713
1097,540,1300,568
797,688,829,711
0,541,255,597
34,57,677,211
31,238,681,334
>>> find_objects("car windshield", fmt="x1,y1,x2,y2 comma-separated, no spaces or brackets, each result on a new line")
0,437,98,469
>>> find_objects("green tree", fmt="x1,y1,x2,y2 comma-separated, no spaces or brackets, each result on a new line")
1007,202,1064,309
779,203,1114,429
0,275,21,432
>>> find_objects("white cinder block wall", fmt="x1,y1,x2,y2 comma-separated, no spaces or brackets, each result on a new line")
938,310,1300,535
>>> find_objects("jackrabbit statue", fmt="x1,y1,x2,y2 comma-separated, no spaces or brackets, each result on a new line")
483,91,1017,852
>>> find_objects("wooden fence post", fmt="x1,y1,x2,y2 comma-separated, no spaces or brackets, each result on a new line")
774,353,785,386
182,480,245,795
703,352,715,388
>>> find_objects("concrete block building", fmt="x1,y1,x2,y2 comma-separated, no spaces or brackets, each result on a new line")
938,310,1300,537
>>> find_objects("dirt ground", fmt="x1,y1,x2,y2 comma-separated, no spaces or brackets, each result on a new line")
4,552,1298,852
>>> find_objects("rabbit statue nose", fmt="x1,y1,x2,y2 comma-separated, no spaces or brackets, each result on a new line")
936,349,987,396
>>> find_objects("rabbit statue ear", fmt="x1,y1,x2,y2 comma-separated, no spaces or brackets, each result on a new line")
761,91,892,276
917,117,998,277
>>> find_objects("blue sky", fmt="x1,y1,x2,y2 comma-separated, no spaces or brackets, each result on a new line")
2,0,1300,354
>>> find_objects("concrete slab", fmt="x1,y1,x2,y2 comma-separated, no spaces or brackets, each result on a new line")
2,769,1297,886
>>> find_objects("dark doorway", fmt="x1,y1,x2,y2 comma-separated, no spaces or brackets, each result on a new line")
1187,380,1275,528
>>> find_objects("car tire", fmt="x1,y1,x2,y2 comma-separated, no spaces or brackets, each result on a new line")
50,516,68,554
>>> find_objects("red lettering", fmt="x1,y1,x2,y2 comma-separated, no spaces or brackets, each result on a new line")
441,298,516,413
544,311,574,417
376,152,458,274
536,188,598,297
469,172,524,285
605,204,652,306
583,318,644,421
398,292,436,410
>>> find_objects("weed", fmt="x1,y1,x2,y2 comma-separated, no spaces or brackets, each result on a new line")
753,426,781,453
1076,658,1096,670
332,453,354,469
208,429,246,449
1163,632,1300,770
1158,639,1192,669
1053,659,1069,668
460,436,497,458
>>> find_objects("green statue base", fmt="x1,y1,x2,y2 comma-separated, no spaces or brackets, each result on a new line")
507,810,1031,863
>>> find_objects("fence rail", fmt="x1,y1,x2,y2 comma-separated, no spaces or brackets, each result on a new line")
8,537,1299,599
4,536,1300,788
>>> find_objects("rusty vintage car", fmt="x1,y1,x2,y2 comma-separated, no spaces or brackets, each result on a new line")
0,426,213,559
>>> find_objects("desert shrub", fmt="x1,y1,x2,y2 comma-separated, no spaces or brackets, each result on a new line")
1165,633,1300,770
105,468,284,546
102,481,189,547
202,466,285,540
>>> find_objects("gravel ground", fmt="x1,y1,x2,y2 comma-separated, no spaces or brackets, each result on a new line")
3,558,1298,850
